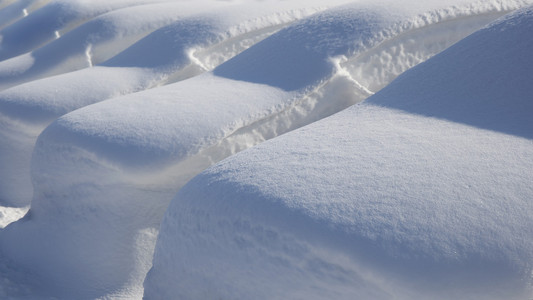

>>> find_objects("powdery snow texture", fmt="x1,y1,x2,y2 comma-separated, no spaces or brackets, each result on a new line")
0,0,342,208
146,6,533,299
0,0,531,299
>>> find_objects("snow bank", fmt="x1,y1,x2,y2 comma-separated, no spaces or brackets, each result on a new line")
0,0,48,30
146,6,533,299
1,0,530,298
0,1,205,208
0,0,522,209
29,0,519,176
0,0,355,296
0,0,328,209
0,1,223,91
0,0,172,61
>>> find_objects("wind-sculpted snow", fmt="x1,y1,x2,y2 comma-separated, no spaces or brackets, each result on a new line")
29,0,521,171
0,0,174,61
368,8,533,139
0,1,326,208
0,2,229,91
1,0,532,298
0,0,48,30
0,2,211,208
146,6,533,299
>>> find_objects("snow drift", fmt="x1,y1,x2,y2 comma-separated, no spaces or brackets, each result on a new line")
0,1,205,207
0,0,48,31
0,0,329,208
0,1,222,91
1,0,519,209
0,0,531,299
0,0,175,62
146,6,533,299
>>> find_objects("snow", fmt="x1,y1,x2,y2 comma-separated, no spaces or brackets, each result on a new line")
0,0,175,62
0,0,532,298
147,5,533,299
0,0,48,31
0,0,340,208
0,1,224,90
0,205,27,228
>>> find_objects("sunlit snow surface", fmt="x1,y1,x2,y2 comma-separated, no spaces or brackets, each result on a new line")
0,0,532,299
149,5,533,300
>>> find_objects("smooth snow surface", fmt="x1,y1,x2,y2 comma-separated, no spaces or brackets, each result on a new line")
0,1,226,91
3,0,519,208
0,0,532,299
0,0,174,62
147,6,533,299
0,0,330,208
0,0,523,209
0,0,49,30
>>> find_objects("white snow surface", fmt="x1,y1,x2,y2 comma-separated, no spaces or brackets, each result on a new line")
0,1,230,91
0,0,532,299
147,5,533,299
0,0,48,31
0,0,177,62
0,0,335,208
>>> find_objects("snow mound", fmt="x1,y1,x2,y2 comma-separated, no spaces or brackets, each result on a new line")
146,6,533,299
0,0,48,30
0,0,325,208
0,0,170,61
0,0,531,299
0,1,217,91
29,0,517,177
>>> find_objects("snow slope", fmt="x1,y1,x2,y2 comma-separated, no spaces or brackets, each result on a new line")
0,0,175,61
0,1,224,91
0,0,329,208
25,0,522,190
146,6,533,299
0,0,48,30
0,0,531,299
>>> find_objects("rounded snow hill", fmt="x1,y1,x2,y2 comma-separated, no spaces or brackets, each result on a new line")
0,0,530,299
0,0,48,30
0,0,326,208
145,6,533,300
0,0,207,208
0,0,171,61
0,1,219,91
